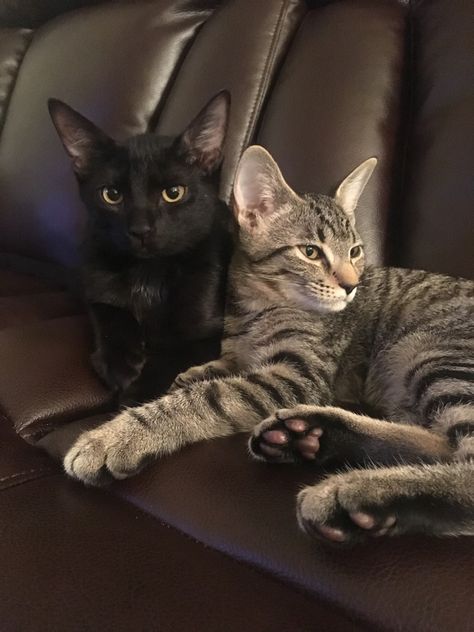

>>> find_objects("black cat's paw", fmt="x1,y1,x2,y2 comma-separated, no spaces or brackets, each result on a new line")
249,406,328,463
91,346,146,393
297,475,398,545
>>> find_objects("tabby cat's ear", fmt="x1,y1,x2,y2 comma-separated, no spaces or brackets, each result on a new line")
48,99,114,176
233,145,297,232
178,90,230,174
334,157,377,222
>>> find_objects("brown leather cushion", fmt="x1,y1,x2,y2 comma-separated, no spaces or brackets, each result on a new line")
114,434,474,632
39,423,474,632
1,424,364,632
0,292,80,329
0,269,59,296
398,0,474,278
0,420,57,487
0,316,112,442
258,0,408,267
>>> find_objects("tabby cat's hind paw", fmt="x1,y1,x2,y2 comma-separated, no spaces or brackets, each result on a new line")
297,477,397,545
249,408,324,463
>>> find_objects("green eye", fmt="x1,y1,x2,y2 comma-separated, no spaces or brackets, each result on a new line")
100,186,123,205
299,245,321,260
162,185,187,203
350,245,362,259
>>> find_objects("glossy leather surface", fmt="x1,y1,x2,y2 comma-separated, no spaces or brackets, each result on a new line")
0,28,32,132
0,1,473,631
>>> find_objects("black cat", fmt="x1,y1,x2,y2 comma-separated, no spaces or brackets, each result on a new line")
48,91,233,402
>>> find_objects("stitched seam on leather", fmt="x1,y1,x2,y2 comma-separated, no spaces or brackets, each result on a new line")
234,0,292,171
148,6,217,132
0,408,14,429
0,28,34,140
0,467,57,490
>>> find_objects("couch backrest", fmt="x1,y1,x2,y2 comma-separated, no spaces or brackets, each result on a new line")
0,0,472,278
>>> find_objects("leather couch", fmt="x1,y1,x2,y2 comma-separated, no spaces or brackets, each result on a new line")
1,1,473,630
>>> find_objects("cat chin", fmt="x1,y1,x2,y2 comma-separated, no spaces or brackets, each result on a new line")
294,295,348,314
288,288,349,314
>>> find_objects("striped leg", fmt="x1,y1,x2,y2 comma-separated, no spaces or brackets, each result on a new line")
63,355,335,485
297,461,474,544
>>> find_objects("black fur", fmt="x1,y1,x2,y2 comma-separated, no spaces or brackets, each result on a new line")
49,91,233,401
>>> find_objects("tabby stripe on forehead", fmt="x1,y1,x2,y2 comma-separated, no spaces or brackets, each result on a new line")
233,383,269,418
423,393,474,424
414,368,474,401
247,373,287,407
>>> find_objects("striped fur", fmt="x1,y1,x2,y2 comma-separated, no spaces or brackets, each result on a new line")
64,147,473,542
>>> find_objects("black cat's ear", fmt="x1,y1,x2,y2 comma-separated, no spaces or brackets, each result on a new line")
178,90,230,174
233,145,299,233
48,99,114,175
334,157,377,223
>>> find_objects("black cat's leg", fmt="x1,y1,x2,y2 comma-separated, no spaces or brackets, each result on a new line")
249,405,452,466
297,461,474,544
89,303,146,393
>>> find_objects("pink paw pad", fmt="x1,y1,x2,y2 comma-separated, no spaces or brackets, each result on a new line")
296,434,321,460
260,443,284,458
262,429,288,445
317,524,347,543
284,418,308,432
349,511,397,533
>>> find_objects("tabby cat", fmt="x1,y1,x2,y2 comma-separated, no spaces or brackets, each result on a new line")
49,92,233,401
63,146,474,543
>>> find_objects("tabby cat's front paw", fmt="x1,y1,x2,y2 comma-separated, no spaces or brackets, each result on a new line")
249,406,325,463
64,412,151,486
297,475,397,545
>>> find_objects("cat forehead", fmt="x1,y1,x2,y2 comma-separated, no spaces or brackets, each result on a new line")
284,193,355,242
126,133,169,163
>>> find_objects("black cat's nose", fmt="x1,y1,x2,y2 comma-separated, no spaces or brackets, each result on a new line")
340,283,357,295
129,224,151,240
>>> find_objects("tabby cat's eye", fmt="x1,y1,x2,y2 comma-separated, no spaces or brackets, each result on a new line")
162,185,187,203
100,186,123,205
300,245,322,260
350,245,362,259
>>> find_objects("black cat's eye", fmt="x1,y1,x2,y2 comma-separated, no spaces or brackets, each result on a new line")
350,245,363,259
299,245,322,261
162,185,187,203
100,186,123,205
